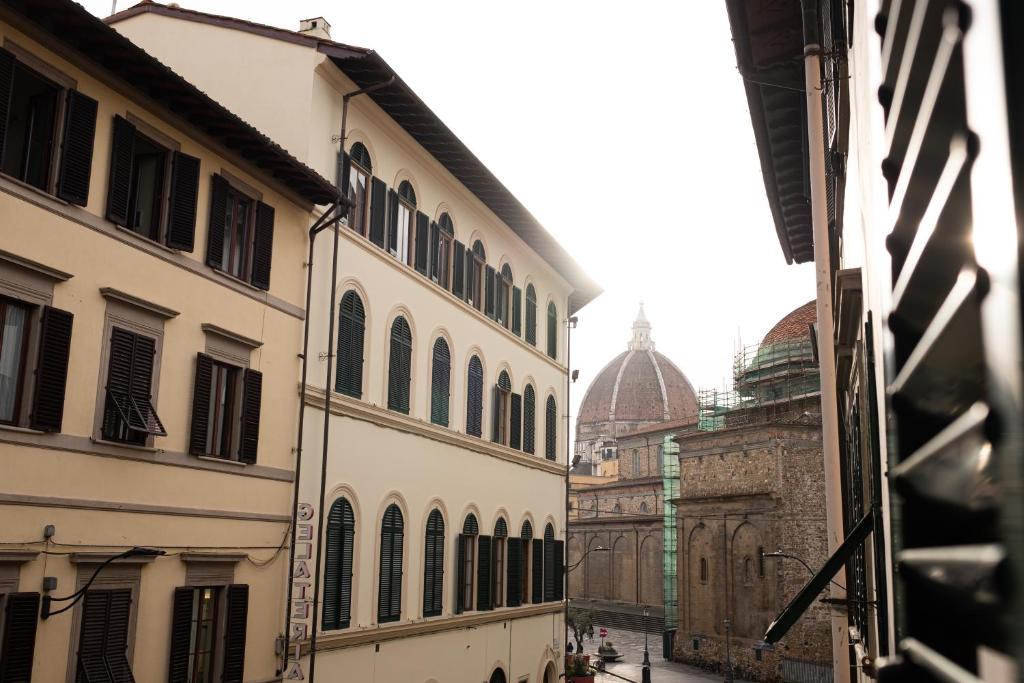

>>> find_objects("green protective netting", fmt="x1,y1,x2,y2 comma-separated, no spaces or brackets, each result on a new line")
662,434,679,630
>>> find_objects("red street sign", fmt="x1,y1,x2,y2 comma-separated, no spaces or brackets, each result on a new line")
599,628,608,637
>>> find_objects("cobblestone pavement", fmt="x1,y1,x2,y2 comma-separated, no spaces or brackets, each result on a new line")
574,628,751,683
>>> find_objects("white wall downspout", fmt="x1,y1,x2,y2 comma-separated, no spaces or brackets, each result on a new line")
800,1,851,681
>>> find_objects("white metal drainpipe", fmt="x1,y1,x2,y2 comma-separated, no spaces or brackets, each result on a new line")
799,1,851,681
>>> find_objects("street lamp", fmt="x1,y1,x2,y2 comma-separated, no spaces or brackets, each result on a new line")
41,547,165,619
642,605,652,683
566,545,608,573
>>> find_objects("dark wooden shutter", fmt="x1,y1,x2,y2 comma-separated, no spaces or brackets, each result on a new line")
506,539,522,608
369,177,387,247
167,587,194,683
250,201,274,290
423,510,444,617
547,304,558,358
29,306,73,432
222,585,249,683
510,392,522,450
414,211,429,275
477,535,493,611
430,338,450,427
451,240,465,298
387,318,411,414
455,535,467,614
429,222,440,280
239,368,262,464
531,539,544,604
484,265,496,319
386,189,399,254
378,505,404,623
102,328,136,438
206,174,229,268
522,385,536,455
545,396,557,461
188,353,214,455
336,291,365,398
105,589,135,683
106,115,135,226
0,49,15,169
467,357,483,437
464,247,475,304
553,540,565,601
324,498,354,630
77,591,109,682
166,151,200,251
543,527,555,602
525,286,537,345
0,592,40,683
491,385,501,442
56,89,98,206
512,287,522,336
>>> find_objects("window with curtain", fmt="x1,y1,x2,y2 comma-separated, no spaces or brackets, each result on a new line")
430,337,451,426
466,355,483,437
0,299,30,424
432,213,454,288
525,284,537,346
377,504,404,623
336,290,365,398
393,180,416,264
387,316,412,414
423,509,445,617
498,264,513,329
456,514,479,613
522,385,536,455
545,395,557,461
346,142,371,235
323,498,355,630
546,302,557,359
470,240,486,310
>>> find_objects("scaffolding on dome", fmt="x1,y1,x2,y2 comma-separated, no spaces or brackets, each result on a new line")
698,338,821,431
661,435,680,638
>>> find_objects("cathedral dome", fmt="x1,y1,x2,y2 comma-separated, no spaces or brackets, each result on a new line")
762,300,816,346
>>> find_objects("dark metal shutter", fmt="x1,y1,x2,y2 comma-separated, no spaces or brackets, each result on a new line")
484,265,496,319
166,152,200,252
430,338,450,426
543,526,555,602
414,211,429,275
455,535,467,614
512,287,522,336
547,303,557,358
368,177,387,247
250,201,274,290
0,592,40,683
56,89,97,206
387,317,412,414
510,392,522,450
221,585,249,683
0,48,14,168
323,498,354,630
451,240,465,298
106,115,135,226
188,353,214,455
522,385,536,455
29,306,73,432
429,222,440,280
386,189,399,254
467,356,483,437
167,587,194,683
525,286,537,346
477,535,493,611
506,539,522,608
423,509,444,617
238,369,262,464
336,291,365,398
545,396,557,460
206,174,228,268
378,505,404,623
553,540,565,601
531,539,544,604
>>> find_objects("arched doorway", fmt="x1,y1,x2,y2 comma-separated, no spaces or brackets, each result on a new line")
544,661,557,683
489,668,506,683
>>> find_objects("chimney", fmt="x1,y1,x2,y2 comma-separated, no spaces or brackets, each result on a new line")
298,17,331,40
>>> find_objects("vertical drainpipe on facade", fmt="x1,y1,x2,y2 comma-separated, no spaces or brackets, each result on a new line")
563,313,574,663
799,1,851,680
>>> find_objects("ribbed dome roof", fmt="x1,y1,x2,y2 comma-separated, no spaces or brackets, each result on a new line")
762,300,816,346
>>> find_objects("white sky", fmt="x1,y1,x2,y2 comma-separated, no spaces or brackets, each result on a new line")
87,0,816,429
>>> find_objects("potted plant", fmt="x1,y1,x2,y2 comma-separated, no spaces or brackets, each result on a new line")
597,638,623,662
565,653,595,683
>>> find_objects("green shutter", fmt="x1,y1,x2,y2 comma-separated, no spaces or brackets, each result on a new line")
525,285,537,345
324,498,355,630
430,338,451,426
477,535,493,611
507,539,522,608
336,291,366,398
387,318,412,414
523,385,536,455
512,287,522,336
545,395,557,460
510,392,522,450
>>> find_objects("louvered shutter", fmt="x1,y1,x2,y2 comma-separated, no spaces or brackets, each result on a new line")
467,357,483,437
484,265,496,319
102,328,136,438
430,339,450,427
378,506,403,623
451,240,465,298
378,508,393,622
455,535,467,614
464,247,475,304
531,539,544,604
239,369,262,464
429,222,440,280
512,287,522,336
188,353,214,455
29,306,73,432
522,386,536,455
387,318,411,414
167,587,194,683
510,393,522,450
0,49,14,168
222,585,249,683
336,291,365,398
340,504,355,628
495,271,506,325
386,189,399,254
543,527,555,602
369,177,387,247
77,591,108,682
506,539,522,608
0,592,40,683
166,151,200,251
525,287,537,345
491,385,501,442
545,396,557,461
206,174,228,268
553,540,565,601
547,304,558,358
130,334,155,423
56,89,97,206
324,498,354,630
477,535,493,611
106,115,135,226
389,515,404,620
423,510,444,617
414,211,429,275
250,201,274,290
105,589,135,683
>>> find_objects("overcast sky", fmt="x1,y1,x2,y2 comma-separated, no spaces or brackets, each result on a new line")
88,0,816,432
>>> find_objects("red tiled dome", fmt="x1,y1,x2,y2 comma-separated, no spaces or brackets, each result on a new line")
762,301,816,346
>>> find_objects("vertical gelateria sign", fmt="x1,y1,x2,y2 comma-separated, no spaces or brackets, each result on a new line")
284,502,315,680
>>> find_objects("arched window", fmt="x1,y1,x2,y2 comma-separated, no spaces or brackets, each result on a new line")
521,520,535,604
377,504,404,623
432,213,454,288
640,501,649,514
430,338,451,426
336,290,365,398
323,498,354,630
632,449,641,474
498,264,513,329
491,518,508,608
390,180,417,263
525,284,537,346
343,142,372,235
456,514,479,613
469,240,486,310
466,355,483,437
744,557,754,585
423,509,445,617
387,316,412,414
493,370,512,445
612,502,622,514
546,302,558,359
522,384,536,455
700,557,709,583
545,395,557,461
543,523,556,602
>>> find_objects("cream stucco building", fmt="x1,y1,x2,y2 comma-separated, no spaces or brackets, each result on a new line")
109,4,600,683
0,0,337,681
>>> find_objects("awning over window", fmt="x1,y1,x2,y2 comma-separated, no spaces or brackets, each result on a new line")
764,509,875,644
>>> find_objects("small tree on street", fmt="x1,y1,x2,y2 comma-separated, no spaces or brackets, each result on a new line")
567,607,595,653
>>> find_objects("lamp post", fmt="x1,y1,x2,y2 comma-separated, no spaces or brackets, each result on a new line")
566,545,608,573
642,605,652,683
41,547,165,619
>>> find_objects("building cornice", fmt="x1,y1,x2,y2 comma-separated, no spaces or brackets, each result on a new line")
304,386,565,476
